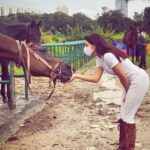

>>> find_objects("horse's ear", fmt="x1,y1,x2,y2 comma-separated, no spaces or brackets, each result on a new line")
27,20,35,28
30,20,35,27
36,20,41,27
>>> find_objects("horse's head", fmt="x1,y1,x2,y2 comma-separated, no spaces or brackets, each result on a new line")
28,43,72,83
123,25,138,47
53,63,72,83
26,20,41,43
45,55,72,83
0,21,41,44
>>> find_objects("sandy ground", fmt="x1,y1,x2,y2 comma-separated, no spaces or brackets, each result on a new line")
0,66,150,150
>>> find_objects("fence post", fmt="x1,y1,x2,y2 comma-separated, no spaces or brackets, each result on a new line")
9,62,16,109
24,70,28,100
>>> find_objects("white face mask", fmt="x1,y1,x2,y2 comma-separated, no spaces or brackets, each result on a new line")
84,46,93,56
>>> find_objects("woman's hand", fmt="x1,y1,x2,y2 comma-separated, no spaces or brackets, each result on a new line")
67,67,104,83
67,74,77,82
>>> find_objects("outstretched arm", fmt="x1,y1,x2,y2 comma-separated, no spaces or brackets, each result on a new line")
69,67,104,83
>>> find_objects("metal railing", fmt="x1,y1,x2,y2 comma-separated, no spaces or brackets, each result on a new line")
42,40,93,70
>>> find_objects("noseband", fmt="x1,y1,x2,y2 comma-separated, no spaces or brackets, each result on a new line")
16,40,61,99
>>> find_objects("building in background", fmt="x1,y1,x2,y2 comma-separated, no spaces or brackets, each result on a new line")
115,0,128,17
0,4,41,16
0,4,9,16
56,5,69,14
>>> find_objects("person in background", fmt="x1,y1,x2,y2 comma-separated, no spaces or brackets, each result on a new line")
68,33,149,150
137,31,147,69
113,39,127,55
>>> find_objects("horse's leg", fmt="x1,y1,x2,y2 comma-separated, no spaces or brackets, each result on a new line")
131,46,135,63
1,61,10,103
5,61,11,104
127,45,129,56
140,46,146,69
1,83,7,103
135,45,139,62
1,62,7,103
126,45,130,57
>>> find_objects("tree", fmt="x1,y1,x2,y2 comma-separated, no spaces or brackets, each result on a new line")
97,10,133,32
52,12,72,33
41,13,52,32
72,13,92,31
143,7,150,33
41,12,72,34
0,14,16,23
102,7,108,14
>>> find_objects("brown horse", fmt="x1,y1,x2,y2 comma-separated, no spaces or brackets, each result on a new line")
0,20,41,103
0,33,72,103
123,25,139,63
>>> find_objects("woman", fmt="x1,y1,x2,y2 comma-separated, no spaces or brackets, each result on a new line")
69,33,149,150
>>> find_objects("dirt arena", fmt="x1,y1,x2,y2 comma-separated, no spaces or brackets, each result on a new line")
0,66,150,150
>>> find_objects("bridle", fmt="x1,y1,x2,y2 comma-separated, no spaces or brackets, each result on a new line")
16,40,61,99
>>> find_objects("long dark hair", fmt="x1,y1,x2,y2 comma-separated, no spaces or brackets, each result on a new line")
85,33,127,62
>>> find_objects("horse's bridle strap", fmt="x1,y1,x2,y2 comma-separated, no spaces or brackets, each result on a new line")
21,41,31,83
23,42,60,80
16,40,22,67
16,40,31,84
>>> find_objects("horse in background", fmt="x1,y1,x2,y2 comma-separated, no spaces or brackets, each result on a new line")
123,23,140,63
0,20,41,103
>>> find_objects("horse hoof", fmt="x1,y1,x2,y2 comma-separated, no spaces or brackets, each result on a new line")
8,102,16,109
2,98,8,103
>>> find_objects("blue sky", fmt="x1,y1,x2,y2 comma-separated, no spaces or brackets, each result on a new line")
0,0,150,19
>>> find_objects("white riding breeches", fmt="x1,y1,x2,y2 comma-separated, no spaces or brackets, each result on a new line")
121,69,149,124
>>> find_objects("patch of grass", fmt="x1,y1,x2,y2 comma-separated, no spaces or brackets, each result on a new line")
78,58,96,75
14,66,24,75
79,68,87,75
83,58,96,68
129,54,150,67
0,65,24,75
146,54,150,66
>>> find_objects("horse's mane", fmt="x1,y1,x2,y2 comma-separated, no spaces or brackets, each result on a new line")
30,44,64,64
0,22,27,39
